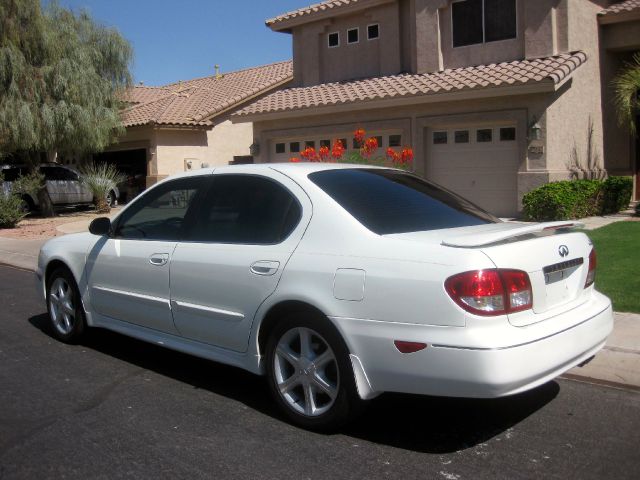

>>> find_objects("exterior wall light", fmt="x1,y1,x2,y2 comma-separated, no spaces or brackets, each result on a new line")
528,121,542,142
250,142,260,156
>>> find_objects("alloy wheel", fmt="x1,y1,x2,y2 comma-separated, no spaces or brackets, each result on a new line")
273,327,340,417
48,277,76,336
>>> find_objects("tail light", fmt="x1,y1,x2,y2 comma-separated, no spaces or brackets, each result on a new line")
585,248,596,288
445,269,533,316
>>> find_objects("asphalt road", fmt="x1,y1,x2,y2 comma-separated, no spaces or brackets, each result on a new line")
1,264,639,480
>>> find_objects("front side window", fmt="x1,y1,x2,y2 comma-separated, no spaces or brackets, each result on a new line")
59,168,79,181
187,175,302,245
114,177,206,240
452,0,516,47
309,169,498,235
40,167,64,181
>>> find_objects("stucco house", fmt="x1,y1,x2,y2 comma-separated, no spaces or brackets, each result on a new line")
232,0,640,217
96,61,293,189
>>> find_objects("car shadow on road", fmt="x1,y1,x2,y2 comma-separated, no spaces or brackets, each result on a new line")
345,381,559,453
29,313,559,454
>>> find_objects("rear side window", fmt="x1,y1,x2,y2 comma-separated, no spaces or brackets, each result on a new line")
187,175,302,245
308,169,498,235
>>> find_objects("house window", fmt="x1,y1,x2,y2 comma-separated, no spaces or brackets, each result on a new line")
328,32,339,48
305,140,316,149
433,131,448,144
367,24,379,40
347,28,359,44
455,130,470,143
320,139,331,148
477,129,493,143
452,0,517,48
500,127,516,141
389,135,402,147
374,136,383,148
339,138,348,149
275,143,286,154
290,142,300,153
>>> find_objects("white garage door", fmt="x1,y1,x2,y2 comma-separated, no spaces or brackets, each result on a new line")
426,125,519,218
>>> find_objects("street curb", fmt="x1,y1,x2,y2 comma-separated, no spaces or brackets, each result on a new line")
561,373,640,394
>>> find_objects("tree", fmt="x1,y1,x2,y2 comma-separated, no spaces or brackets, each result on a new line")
0,0,133,215
613,52,640,136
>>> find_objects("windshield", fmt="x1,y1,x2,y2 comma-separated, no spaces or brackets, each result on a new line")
308,169,499,235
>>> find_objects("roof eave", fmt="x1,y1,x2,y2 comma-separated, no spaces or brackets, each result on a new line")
266,0,394,32
232,80,558,123
598,9,640,24
123,121,211,130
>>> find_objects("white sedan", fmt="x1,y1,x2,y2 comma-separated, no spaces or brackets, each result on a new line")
37,164,613,430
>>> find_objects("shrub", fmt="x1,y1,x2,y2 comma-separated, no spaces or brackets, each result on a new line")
523,176,634,221
0,194,27,228
80,162,125,213
0,172,27,228
601,176,633,214
522,180,602,221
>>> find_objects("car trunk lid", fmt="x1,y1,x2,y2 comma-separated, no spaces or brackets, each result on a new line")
386,221,594,326
441,222,593,326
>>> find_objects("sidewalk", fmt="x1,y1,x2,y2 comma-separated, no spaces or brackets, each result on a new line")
0,211,639,392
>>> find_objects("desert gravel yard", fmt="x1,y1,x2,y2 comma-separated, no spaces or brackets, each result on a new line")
0,210,112,239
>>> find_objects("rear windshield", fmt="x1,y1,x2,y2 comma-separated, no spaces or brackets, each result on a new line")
308,169,499,235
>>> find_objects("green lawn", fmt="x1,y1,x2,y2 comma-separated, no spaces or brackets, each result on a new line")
582,222,640,313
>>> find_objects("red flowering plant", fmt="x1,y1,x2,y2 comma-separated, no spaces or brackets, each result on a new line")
290,128,413,171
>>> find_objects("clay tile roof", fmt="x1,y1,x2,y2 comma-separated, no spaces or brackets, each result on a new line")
121,85,173,105
266,0,364,27
121,61,293,128
599,0,640,16
234,52,587,118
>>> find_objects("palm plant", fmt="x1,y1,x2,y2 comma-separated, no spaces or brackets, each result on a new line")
80,162,125,213
613,52,640,135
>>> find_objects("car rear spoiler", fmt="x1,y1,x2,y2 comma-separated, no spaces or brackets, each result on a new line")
441,221,585,248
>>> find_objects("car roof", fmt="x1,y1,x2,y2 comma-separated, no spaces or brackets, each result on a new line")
168,162,391,182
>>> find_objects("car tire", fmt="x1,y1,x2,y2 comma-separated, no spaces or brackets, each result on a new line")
106,190,117,208
19,195,34,214
265,312,364,431
46,267,86,344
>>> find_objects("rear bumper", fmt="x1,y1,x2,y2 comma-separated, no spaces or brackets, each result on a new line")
332,292,613,398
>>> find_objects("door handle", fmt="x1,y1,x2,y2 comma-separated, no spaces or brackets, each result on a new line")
149,253,169,266
250,260,280,276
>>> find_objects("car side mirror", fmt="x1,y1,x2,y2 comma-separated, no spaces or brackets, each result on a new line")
89,217,112,236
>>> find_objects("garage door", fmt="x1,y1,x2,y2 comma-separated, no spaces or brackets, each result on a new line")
426,125,519,218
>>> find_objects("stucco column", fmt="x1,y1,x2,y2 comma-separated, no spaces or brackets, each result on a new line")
414,0,446,73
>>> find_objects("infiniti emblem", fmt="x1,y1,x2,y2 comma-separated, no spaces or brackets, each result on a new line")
559,245,569,257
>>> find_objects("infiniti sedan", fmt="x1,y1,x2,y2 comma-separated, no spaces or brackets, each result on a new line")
37,164,613,430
